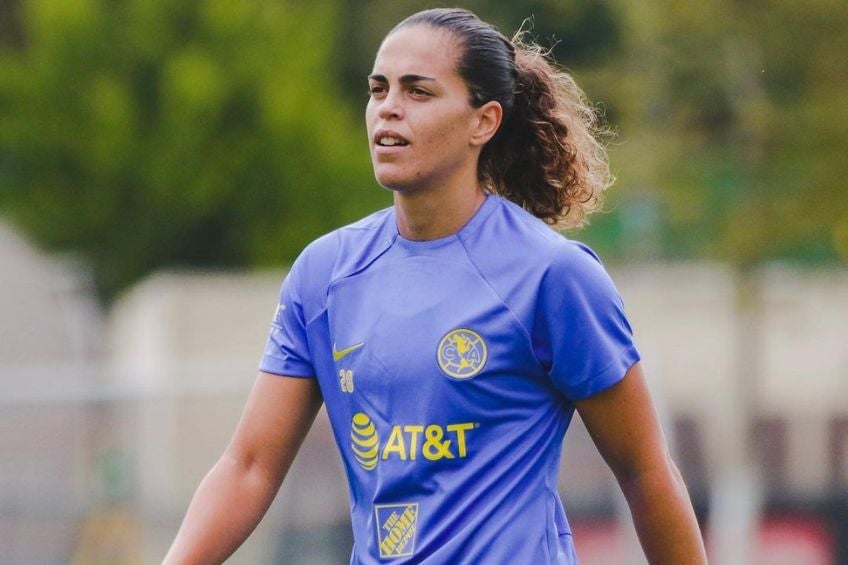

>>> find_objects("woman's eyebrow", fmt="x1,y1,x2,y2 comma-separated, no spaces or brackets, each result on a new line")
368,73,437,85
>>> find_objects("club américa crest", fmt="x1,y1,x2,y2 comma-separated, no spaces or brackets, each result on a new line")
437,328,487,379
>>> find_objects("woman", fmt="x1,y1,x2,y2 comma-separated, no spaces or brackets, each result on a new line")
165,8,707,564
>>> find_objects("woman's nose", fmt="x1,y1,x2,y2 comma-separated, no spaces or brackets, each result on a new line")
378,92,404,120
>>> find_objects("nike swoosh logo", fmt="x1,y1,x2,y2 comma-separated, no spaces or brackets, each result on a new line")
333,342,365,361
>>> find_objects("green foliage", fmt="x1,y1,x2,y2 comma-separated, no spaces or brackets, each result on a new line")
0,0,385,299
0,0,845,300
580,0,848,266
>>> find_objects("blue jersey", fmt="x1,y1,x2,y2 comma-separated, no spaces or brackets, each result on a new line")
260,195,640,564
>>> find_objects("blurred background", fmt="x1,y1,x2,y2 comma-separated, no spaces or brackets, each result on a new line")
0,0,846,563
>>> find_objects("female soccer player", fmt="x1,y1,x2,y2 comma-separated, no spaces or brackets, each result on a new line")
164,8,707,564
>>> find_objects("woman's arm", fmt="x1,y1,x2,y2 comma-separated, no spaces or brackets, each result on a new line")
575,362,707,564
163,372,323,565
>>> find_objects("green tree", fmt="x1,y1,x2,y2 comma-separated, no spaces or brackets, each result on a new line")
0,0,385,300
1,0,845,301
583,0,848,265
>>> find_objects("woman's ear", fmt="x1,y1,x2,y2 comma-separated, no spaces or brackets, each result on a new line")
470,101,503,147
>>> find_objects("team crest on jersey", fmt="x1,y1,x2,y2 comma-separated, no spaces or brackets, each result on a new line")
351,412,379,470
375,503,418,559
437,328,487,379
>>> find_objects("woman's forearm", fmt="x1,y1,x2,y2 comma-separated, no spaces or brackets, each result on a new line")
162,451,282,565
163,374,322,564
619,453,707,564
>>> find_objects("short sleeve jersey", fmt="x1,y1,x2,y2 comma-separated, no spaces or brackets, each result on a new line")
260,195,640,564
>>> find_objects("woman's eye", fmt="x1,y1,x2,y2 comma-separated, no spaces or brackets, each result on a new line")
368,85,386,96
410,87,430,97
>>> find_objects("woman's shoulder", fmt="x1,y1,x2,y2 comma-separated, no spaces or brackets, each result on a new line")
490,196,604,268
295,206,395,282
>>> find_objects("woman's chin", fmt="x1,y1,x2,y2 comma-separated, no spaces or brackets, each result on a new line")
374,174,416,194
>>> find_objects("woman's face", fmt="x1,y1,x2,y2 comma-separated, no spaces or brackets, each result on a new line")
366,25,483,194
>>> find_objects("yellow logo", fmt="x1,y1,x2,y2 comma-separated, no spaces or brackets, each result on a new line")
437,328,487,379
351,412,379,470
333,341,364,361
376,503,418,559
351,413,477,470
382,423,474,461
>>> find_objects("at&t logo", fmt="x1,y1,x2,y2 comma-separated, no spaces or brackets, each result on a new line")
350,412,476,471
351,412,379,470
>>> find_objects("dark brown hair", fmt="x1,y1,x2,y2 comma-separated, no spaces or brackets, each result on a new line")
392,8,613,229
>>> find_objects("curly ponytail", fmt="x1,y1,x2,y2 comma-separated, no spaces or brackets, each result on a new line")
392,9,613,229
488,34,612,228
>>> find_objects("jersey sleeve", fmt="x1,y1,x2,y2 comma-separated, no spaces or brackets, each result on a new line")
534,241,640,401
259,253,315,378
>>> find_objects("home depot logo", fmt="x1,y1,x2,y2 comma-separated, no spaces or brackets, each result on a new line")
375,502,418,559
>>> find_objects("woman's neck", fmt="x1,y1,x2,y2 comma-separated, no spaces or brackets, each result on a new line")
393,182,487,241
